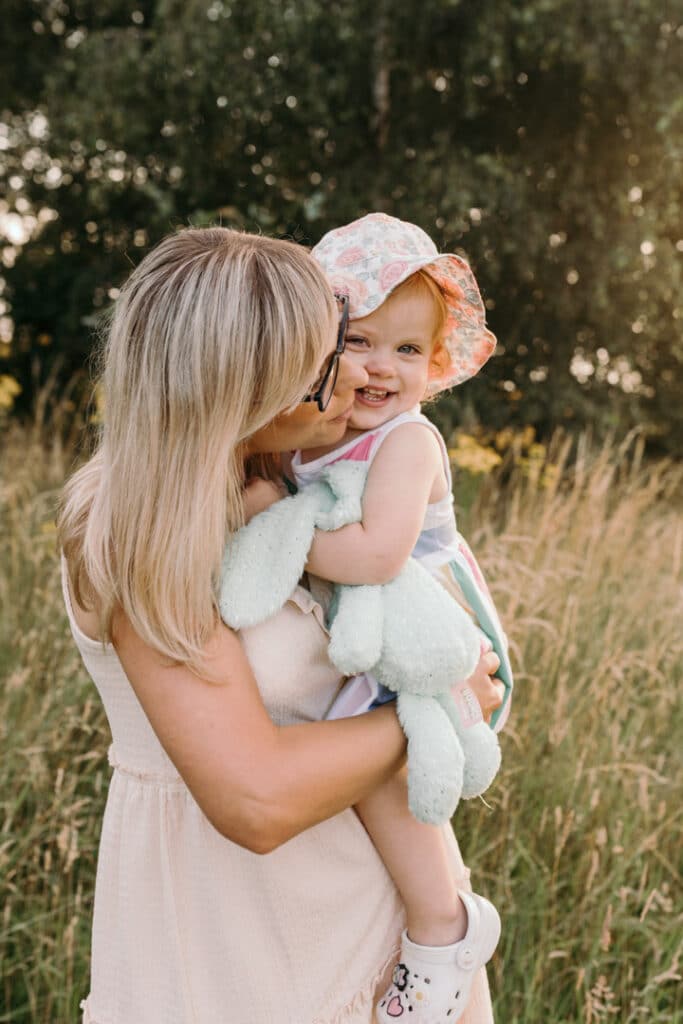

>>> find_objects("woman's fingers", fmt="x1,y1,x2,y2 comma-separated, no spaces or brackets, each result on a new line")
479,653,502,723
242,478,285,521
456,649,504,722
483,650,500,675
479,678,504,724
488,678,505,718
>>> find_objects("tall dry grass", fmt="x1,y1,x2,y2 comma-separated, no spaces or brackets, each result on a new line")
457,432,683,1023
1,412,109,1023
1,414,682,1023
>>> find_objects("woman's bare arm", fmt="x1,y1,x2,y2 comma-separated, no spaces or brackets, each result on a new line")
112,611,407,854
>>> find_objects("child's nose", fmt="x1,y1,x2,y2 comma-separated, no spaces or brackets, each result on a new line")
365,349,394,376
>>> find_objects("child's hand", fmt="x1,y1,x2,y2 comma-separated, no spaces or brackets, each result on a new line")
243,478,286,523
452,651,504,725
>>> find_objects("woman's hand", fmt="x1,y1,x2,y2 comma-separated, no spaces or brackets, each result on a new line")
453,649,504,724
243,477,285,522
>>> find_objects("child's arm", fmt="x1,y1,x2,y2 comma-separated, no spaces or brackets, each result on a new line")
305,423,444,586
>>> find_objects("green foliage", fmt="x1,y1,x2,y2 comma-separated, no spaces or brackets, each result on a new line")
1,1,682,450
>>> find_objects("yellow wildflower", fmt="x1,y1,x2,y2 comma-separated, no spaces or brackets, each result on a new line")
0,375,21,411
449,433,502,475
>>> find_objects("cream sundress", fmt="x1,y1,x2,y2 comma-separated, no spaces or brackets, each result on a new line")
62,562,493,1024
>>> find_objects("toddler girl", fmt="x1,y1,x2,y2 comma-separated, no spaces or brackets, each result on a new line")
296,214,513,1023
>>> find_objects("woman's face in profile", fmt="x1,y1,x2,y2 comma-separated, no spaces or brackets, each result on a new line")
248,344,368,455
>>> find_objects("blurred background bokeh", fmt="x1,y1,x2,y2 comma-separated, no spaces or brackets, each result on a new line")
1,3,682,1023
1,0,682,451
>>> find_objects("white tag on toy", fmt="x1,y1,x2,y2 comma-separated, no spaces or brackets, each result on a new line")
452,684,484,728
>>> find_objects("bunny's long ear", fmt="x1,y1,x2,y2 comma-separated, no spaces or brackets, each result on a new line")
219,481,333,629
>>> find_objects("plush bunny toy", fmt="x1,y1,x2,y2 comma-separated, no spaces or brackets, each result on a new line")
219,460,501,825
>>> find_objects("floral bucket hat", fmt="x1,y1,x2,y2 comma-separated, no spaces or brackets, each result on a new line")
311,212,496,395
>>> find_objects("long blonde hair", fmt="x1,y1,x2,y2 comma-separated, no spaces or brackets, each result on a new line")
58,227,336,669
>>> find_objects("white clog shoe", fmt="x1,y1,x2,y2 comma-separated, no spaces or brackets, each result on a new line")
376,891,501,1023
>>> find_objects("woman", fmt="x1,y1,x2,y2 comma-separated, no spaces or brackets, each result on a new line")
58,227,503,1023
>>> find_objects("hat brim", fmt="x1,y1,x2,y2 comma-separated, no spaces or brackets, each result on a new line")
326,253,496,395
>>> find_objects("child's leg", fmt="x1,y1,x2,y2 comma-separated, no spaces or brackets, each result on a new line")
355,764,468,946
358,768,500,1023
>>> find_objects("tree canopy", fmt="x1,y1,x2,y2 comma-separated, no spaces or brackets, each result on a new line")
1,0,681,450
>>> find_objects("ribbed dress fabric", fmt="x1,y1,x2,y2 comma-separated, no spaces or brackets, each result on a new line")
62,562,494,1024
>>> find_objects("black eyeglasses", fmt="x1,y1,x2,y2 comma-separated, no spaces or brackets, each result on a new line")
301,294,349,412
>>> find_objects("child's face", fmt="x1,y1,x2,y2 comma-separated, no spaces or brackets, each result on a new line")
345,286,440,431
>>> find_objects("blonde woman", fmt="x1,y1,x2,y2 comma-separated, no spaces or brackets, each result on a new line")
58,227,502,1024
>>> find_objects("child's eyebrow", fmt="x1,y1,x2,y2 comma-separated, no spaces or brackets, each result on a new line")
348,324,430,340
397,332,432,344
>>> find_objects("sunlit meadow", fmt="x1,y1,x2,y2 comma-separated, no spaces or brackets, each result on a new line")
1,405,682,1023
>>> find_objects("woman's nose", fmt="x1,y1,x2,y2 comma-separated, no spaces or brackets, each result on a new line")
337,352,368,392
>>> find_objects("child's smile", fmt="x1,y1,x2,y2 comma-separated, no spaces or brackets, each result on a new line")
355,385,397,406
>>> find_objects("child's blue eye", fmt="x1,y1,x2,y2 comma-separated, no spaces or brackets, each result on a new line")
398,344,419,354
346,336,368,347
